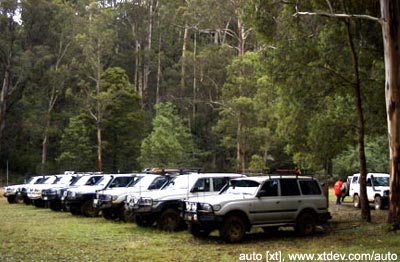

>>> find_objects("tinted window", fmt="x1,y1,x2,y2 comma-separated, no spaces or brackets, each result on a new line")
86,176,103,186
373,177,389,187
299,180,321,195
110,177,135,188
280,179,300,196
213,177,229,191
259,180,278,197
192,178,210,192
148,177,169,190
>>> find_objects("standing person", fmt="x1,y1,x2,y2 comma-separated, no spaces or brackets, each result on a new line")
334,179,344,205
341,178,349,202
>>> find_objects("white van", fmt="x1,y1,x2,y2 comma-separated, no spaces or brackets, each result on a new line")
349,173,390,210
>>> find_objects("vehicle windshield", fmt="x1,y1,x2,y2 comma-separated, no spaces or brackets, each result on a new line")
147,176,170,190
127,176,143,187
373,177,389,187
223,180,260,195
70,176,87,186
25,177,35,184
35,177,48,184
44,176,58,184
95,176,112,187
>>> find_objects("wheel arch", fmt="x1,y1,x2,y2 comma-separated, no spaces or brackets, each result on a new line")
223,210,251,231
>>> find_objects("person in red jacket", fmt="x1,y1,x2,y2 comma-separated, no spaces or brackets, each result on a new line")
334,179,344,205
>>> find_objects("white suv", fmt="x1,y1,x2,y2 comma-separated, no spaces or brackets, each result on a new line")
129,173,244,231
183,175,331,243
349,173,390,210
94,173,175,221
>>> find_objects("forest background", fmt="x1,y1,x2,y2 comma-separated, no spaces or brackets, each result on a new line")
0,0,388,180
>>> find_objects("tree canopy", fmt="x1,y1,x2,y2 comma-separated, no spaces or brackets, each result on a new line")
0,0,388,179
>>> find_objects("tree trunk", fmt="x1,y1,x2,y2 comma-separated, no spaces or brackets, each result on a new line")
0,67,10,146
143,0,153,106
180,25,189,99
156,20,162,104
345,19,371,222
96,120,103,172
380,0,400,229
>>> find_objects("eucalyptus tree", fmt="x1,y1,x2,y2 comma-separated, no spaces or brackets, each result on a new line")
0,0,20,149
74,1,117,171
214,52,263,173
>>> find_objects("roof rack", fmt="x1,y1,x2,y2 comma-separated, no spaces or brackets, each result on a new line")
143,168,202,175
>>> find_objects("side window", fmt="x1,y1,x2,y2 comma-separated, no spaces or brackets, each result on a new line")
366,178,372,187
280,179,300,196
258,180,278,197
352,176,359,184
110,177,133,188
213,177,229,192
299,180,321,195
86,176,102,186
192,178,210,192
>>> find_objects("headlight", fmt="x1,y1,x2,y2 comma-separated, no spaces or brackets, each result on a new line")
199,203,213,212
213,204,221,211
140,197,153,206
112,195,118,201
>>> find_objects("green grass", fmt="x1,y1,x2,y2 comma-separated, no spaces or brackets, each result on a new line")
0,192,399,262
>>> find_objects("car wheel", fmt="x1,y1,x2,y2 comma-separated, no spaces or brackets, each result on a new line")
295,212,316,236
219,215,246,243
7,196,16,204
103,209,116,220
157,208,183,231
70,206,81,216
23,197,31,205
81,199,99,217
118,204,134,222
189,223,212,238
49,201,62,211
135,216,155,227
34,200,45,208
353,194,360,208
374,196,383,210
14,194,24,204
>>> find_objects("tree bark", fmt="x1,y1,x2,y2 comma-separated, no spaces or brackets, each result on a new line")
180,25,189,99
0,67,10,146
380,0,400,229
143,0,154,106
345,19,370,222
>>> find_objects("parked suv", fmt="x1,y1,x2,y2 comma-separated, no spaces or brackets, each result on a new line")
43,173,102,211
63,174,135,217
129,173,244,231
27,174,78,207
183,175,331,243
3,176,46,204
349,173,390,210
95,173,176,221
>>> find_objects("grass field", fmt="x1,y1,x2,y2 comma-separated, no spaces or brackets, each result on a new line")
0,192,399,262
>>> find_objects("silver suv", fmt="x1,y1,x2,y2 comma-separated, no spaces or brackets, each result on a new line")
183,175,331,243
